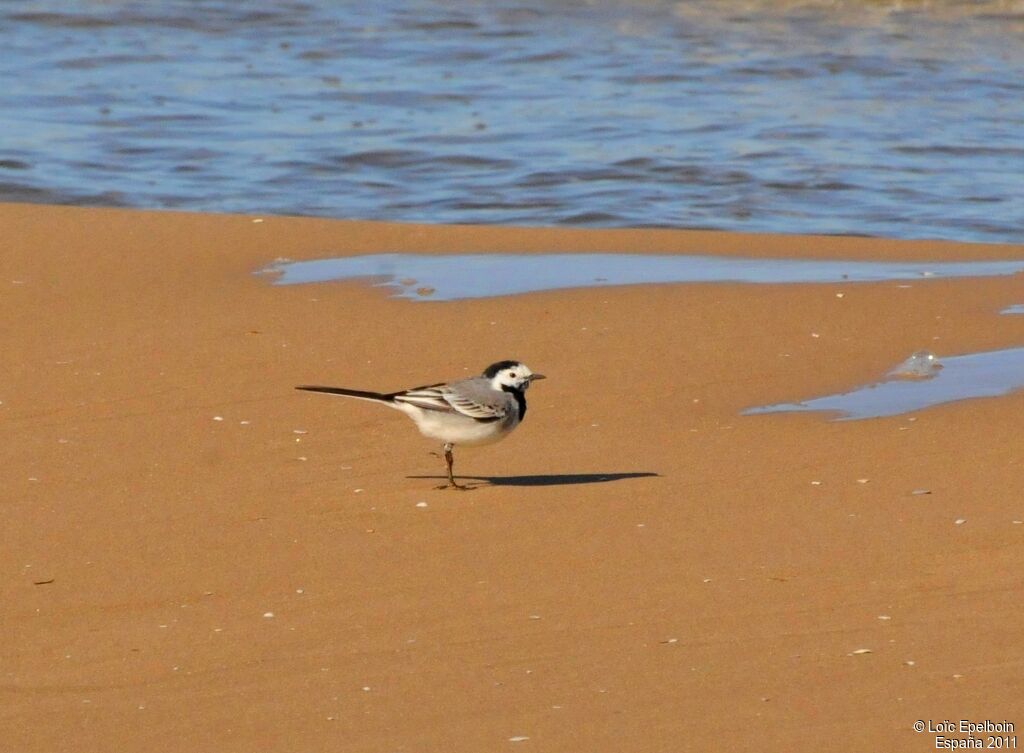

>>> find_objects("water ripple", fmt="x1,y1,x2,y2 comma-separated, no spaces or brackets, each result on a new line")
1,0,1023,243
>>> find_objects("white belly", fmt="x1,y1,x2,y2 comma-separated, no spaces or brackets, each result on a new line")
403,407,519,447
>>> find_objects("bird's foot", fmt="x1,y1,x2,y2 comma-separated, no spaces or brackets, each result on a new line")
435,481,472,491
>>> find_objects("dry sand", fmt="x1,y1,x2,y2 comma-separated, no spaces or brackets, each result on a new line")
2,202,1022,751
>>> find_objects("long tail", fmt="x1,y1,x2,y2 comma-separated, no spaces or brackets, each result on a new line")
295,385,396,404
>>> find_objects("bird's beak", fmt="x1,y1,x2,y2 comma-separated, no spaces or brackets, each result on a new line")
528,373,546,381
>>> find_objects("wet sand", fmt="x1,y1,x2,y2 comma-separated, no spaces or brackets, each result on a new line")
2,202,1022,751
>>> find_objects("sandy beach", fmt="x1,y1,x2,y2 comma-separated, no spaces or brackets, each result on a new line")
2,202,1022,751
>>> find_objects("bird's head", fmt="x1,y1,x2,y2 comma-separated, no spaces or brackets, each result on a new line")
483,360,545,392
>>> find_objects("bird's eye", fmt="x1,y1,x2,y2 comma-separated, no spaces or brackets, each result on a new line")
509,372,517,378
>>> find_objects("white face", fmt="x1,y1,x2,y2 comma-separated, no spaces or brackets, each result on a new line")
491,363,545,391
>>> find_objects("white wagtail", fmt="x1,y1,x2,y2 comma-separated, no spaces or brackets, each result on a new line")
296,360,545,489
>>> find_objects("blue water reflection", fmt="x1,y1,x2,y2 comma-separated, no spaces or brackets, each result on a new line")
262,252,1024,300
745,347,1024,420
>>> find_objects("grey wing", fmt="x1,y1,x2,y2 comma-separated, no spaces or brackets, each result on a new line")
391,378,509,421
391,383,454,413
393,376,510,422
441,378,512,421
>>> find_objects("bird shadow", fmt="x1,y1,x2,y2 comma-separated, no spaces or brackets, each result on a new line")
406,472,660,488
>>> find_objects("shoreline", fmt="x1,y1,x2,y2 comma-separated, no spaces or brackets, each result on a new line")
3,202,1022,752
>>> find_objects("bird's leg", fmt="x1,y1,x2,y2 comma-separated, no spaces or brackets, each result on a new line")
436,442,469,490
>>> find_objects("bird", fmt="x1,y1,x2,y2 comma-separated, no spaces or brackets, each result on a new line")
296,360,545,489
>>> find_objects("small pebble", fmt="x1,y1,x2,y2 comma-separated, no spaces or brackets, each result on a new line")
263,612,274,618
416,501,428,508
212,416,224,422
911,489,931,496
509,736,530,743
954,518,966,525
850,648,872,655
878,615,892,621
